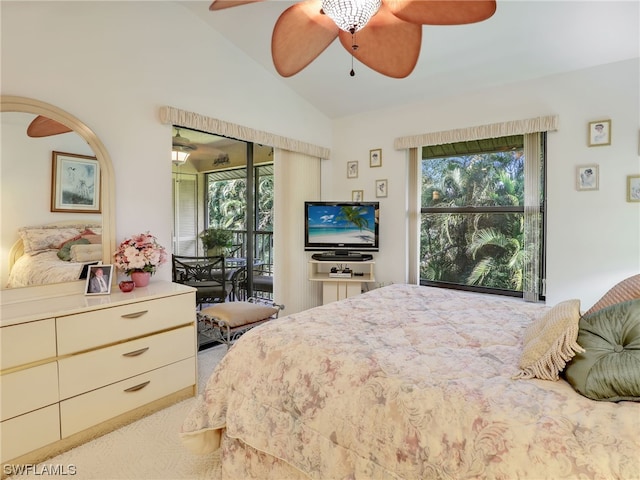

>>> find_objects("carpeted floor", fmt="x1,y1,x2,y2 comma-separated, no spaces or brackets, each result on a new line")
7,345,227,480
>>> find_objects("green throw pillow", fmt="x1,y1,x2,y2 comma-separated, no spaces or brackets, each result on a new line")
564,299,640,402
57,238,90,261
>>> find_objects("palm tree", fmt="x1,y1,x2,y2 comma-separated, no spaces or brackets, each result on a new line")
337,206,371,231
420,150,527,289
466,215,527,290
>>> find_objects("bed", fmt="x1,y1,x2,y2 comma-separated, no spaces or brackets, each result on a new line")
181,282,640,479
6,221,102,288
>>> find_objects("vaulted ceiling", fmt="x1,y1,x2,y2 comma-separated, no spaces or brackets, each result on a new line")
180,0,639,119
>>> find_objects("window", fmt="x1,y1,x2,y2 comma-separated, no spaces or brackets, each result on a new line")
206,164,274,266
420,134,545,298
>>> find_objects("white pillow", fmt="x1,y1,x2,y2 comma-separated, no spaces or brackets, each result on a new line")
19,227,81,254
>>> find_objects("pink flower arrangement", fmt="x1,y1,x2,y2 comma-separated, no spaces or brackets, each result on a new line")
113,232,168,275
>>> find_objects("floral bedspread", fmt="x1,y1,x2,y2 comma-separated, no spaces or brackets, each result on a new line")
6,250,85,288
181,284,639,479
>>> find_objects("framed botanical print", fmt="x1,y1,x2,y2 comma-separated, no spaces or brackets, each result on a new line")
576,165,599,191
627,174,640,202
352,190,363,202
588,120,611,147
369,149,382,167
347,161,358,178
51,151,101,213
375,179,388,198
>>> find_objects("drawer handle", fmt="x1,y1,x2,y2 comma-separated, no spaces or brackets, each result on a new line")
122,347,149,357
121,310,149,319
124,381,150,393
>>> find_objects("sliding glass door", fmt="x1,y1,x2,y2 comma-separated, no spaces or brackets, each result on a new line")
171,125,274,301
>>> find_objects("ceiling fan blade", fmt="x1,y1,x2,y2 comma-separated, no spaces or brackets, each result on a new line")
27,116,72,138
209,0,263,11
386,0,496,25
272,0,339,77
338,5,421,78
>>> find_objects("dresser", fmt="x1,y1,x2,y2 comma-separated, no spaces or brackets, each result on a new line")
0,281,196,469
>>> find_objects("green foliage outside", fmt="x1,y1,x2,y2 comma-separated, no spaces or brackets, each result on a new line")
206,166,274,259
421,150,534,292
199,227,234,250
206,168,274,232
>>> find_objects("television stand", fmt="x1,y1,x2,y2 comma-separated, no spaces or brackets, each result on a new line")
308,257,375,304
312,251,373,262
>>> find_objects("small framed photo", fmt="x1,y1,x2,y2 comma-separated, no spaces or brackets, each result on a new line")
375,179,388,198
627,175,640,202
588,120,611,147
347,161,358,178
51,151,101,213
352,190,363,202
85,264,113,295
576,165,599,191
369,148,382,168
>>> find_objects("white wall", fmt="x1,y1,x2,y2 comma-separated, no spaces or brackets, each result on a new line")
1,1,332,290
325,59,640,309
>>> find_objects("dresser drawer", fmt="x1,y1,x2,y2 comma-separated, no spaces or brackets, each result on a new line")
1,362,59,421
58,325,195,400
1,404,60,463
0,319,56,370
57,293,195,355
60,357,195,438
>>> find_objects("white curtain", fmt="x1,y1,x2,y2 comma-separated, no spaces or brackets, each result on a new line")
407,148,420,285
274,149,322,314
523,133,542,302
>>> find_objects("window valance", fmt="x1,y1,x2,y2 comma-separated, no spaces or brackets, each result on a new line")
394,115,559,150
159,106,331,160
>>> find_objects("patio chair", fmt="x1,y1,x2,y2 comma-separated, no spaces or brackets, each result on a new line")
172,254,232,308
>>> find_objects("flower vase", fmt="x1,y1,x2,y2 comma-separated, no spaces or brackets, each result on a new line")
131,271,151,287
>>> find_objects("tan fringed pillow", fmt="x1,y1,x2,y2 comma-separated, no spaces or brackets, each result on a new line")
584,274,640,316
514,299,584,381
70,243,103,263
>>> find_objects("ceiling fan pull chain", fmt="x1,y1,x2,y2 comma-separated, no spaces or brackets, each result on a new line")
350,29,358,77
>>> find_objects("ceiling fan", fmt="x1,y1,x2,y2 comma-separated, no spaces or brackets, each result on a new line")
26,116,72,137
209,0,496,78
172,128,198,165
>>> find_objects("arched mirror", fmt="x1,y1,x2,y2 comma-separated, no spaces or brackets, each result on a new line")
0,96,115,300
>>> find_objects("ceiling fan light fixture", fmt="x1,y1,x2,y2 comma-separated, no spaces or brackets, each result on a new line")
171,150,190,165
321,0,382,33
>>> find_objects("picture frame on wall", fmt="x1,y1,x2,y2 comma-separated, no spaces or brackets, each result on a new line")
627,175,640,202
369,149,382,168
588,120,611,147
85,264,113,295
347,161,358,178
352,190,363,202
51,151,101,213
375,179,388,198
576,165,599,191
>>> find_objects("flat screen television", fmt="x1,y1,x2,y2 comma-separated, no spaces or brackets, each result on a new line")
304,201,379,252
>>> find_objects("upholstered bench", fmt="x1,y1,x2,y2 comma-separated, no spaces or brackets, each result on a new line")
197,298,283,348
